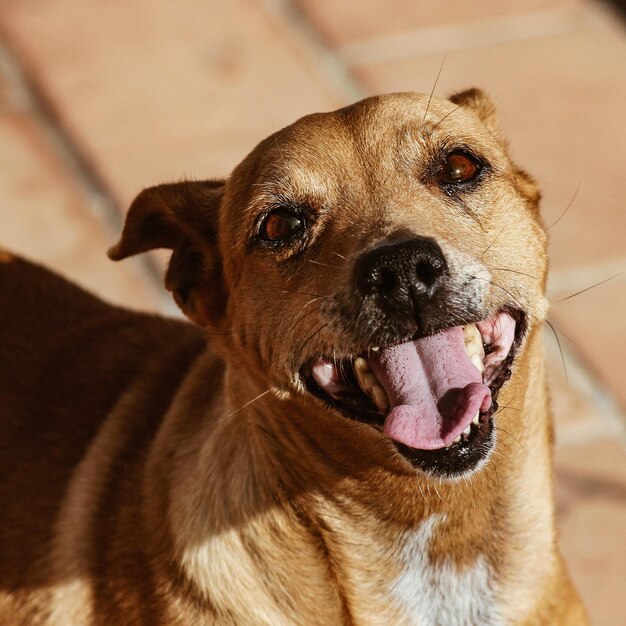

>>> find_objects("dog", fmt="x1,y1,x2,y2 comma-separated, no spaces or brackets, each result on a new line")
0,89,588,625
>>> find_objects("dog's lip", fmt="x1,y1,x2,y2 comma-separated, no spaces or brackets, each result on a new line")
300,308,524,473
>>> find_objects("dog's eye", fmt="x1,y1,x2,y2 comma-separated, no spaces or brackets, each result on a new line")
259,208,305,242
437,151,481,184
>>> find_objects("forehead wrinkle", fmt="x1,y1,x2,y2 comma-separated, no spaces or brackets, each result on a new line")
251,167,339,212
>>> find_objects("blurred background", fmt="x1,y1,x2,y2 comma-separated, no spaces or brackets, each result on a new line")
0,0,624,622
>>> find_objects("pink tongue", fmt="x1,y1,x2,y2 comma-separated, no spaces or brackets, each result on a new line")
369,327,491,450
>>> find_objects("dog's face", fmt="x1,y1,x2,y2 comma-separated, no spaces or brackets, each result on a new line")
110,89,548,479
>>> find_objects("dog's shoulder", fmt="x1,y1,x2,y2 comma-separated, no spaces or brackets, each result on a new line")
0,250,208,472
0,250,206,357
0,252,209,593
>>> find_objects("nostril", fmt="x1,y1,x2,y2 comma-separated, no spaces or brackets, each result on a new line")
376,266,397,293
416,260,439,287
362,265,397,295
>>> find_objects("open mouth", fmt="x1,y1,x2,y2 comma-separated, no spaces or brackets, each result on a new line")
302,310,524,477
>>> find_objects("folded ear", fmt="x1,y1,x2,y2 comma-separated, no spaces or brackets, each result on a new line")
448,88,497,132
108,180,227,326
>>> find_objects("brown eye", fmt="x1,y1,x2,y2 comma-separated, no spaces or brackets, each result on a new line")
436,151,481,184
259,208,305,242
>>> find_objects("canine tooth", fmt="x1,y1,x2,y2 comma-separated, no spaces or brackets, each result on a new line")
470,353,485,374
361,373,377,391
463,424,472,436
353,358,373,393
353,357,370,373
353,365,376,394
463,323,485,373
463,323,480,344
453,435,462,444
371,346,380,352
371,385,390,411
472,411,480,426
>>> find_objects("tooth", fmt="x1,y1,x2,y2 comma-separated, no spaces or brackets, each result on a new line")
463,323,485,373
463,424,472,436
472,411,480,426
453,435,462,444
361,373,377,391
470,353,485,374
353,359,371,392
353,363,377,394
463,323,480,344
353,358,389,410
353,357,370,373
371,346,380,352
371,385,389,411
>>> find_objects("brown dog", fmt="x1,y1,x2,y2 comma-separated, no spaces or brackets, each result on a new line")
0,89,587,625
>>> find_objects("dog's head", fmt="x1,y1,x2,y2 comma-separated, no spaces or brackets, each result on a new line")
110,89,548,479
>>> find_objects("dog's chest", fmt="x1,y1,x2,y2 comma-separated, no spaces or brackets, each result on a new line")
384,515,504,626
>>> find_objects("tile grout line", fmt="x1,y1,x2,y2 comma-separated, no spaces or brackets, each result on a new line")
337,3,613,66
256,0,367,104
548,257,625,299
545,329,626,448
0,28,170,308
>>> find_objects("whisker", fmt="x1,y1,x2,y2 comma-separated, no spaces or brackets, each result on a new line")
302,296,327,310
494,427,527,456
292,307,321,330
297,322,329,356
492,267,538,280
545,317,579,348
423,55,447,123
495,398,521,415
225,388,272,419
546,181,580,230
494,438,514,451
432,482,447,505
418,484,435,513
555,272,623,303
483,465,500,490
308,259,344,269
273,135,288,167
544,319,568,383
279,289,331,298
471,275,526,311
491,463,501,488
433,101,467,130
479,224,508,258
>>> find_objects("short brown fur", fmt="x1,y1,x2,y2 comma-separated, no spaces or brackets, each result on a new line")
0,91,587,625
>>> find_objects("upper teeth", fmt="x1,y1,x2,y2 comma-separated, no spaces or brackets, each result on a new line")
352,324,485,416
463,323,485,374
353,358,389,412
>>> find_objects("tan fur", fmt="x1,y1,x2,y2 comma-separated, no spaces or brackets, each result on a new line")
0,249,15,264
0,91,587,625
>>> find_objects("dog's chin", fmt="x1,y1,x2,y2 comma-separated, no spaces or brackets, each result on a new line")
301,309,526,479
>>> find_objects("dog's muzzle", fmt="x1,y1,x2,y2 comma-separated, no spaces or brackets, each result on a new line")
302,237,524,478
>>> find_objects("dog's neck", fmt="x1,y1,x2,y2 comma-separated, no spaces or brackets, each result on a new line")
151,327,558,624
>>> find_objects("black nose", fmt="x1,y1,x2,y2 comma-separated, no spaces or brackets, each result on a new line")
355,237,448,314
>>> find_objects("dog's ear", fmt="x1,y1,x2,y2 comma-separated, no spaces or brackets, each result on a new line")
108,180,227,326
513,166,542,210
448,88,497,131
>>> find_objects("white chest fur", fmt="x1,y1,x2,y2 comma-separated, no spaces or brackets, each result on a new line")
387,515,504,626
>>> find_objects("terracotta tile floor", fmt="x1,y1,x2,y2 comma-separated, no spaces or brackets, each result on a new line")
0,1,624,622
